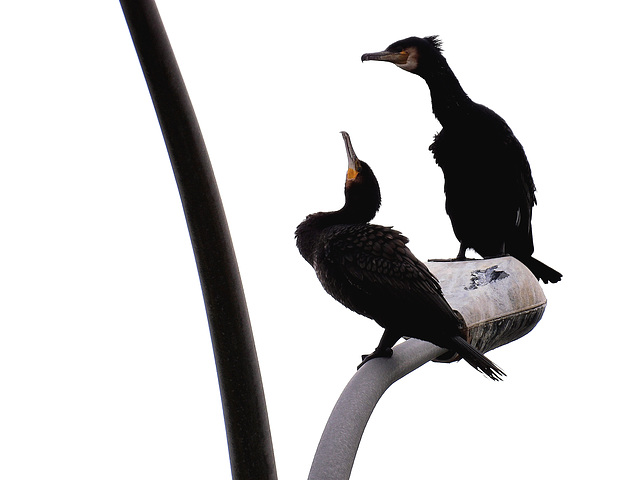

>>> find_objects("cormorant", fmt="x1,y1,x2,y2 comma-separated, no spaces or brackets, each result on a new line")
361,36,562,284
295,131,505,380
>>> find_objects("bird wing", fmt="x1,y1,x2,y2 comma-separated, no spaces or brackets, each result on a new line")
320,223,445,303
432,104,537,237
499,116,537,255
503,124,536,209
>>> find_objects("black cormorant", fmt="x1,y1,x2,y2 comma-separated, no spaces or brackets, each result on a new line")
362,36,562,284
295,131,505,380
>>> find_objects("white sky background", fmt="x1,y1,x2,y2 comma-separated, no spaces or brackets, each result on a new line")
1,1,638,479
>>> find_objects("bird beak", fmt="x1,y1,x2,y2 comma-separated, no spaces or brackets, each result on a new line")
340,131,360,179
361,50,409,65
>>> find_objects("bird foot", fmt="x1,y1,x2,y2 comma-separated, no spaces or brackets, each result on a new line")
357,347,393,369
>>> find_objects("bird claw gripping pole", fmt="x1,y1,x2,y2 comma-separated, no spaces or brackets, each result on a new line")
308,256,546,480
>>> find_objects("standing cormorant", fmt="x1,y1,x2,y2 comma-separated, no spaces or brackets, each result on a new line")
361,36,562,284
295,132,505,380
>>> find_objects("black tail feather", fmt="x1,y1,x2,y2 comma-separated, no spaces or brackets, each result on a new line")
519,256,562,284
450,336,505,381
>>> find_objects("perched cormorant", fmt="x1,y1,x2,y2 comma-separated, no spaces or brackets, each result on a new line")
362,36,562,284
295,131,505,380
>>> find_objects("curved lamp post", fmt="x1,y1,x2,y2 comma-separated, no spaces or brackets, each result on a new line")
308,256,546,480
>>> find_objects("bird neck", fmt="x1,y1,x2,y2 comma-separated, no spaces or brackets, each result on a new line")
295,197,379,265
304,201,377,232
415,59,471,125
296,162,380,265
294,210,347,265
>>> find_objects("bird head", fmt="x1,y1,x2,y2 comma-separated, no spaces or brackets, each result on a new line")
342,131,362,183
361,36,443,74
340,131,381,220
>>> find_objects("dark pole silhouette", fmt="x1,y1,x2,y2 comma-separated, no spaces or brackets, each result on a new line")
119,2,277,478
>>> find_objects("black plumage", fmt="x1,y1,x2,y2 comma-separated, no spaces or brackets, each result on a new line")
362,36,562,284
295,131,504,380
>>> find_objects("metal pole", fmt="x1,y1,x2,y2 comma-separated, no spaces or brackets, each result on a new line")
308,257,546,479
308,340,447,480
119,2,277,479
